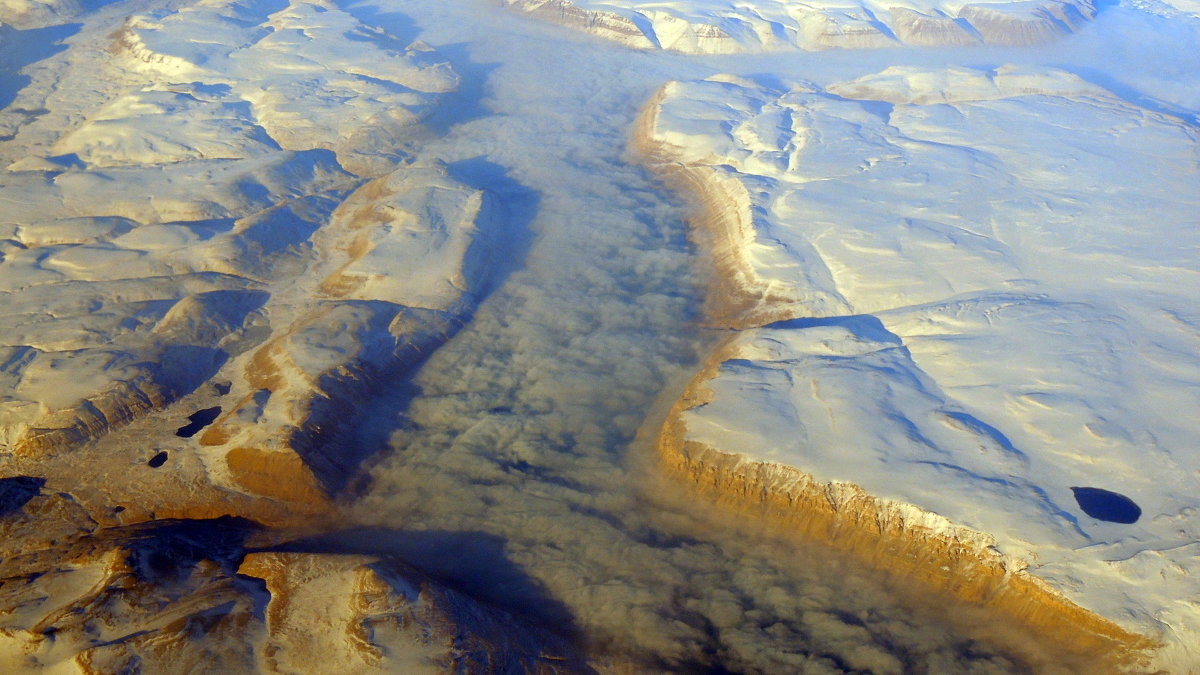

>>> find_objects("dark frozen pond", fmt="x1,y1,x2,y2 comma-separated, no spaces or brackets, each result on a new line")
1072,486,1142,524
0,476,44,517
175,407,222,438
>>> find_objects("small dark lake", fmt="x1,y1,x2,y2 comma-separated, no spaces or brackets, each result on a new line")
1071,486,1141,524
175,407,222,438
0,476,45,516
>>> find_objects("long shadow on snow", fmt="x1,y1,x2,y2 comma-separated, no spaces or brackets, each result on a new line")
117,516,260,583
449,155,538,298
0,23,80,118
422,41,498,135
764,314,902,345
0,476,46,517
294,159,536,499
333,1,422,46
333,2,497,135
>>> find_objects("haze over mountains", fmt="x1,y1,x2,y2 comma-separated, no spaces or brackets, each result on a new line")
1,0,1199,671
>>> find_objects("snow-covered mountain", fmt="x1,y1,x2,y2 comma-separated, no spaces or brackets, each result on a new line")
502,0,1098,51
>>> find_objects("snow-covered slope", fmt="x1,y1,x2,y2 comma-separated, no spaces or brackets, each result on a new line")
501,0,1097,52
0,0,492,506
109,0,457,173
637,67,1200,670
195,161,499,499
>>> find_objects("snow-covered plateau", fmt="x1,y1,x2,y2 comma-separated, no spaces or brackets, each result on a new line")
501,0,1099,52
637,66,1200,670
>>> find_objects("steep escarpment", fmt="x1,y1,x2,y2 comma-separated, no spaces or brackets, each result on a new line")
499,0,658,49
503,0,1097,52
635,68,1200,670
630,82,850,328
653,337,1156,670
196,162,499,498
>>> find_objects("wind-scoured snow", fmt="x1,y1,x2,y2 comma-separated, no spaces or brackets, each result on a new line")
501,0,1098,52
643,66,1200,667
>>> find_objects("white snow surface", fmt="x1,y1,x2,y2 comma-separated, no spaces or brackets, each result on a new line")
109,0,457,173
501,0,1098,52
648,67,1200,663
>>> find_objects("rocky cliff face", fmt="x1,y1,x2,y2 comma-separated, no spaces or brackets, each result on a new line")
630,84,850,329
238,551,585,673
500,0,658,49
194,161,499,499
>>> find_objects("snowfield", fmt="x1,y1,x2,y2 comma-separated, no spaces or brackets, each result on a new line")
639,66,1200,668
